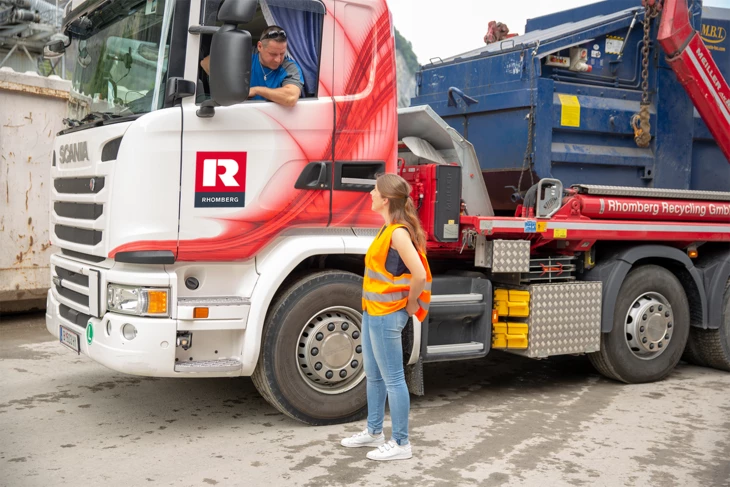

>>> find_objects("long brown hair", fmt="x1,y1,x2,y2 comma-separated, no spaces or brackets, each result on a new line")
376,173,427,253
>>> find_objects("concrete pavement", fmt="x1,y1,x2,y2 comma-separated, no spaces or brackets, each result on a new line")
1,312,729,487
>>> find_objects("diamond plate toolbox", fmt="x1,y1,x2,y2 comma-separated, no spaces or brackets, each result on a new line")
510,282,602,358
484,240,531,273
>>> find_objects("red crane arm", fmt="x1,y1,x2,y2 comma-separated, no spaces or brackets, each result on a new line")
652,0,730,164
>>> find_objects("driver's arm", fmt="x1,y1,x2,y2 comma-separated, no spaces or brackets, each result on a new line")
248,84,301,107
250,58,303,107
200,55,210,75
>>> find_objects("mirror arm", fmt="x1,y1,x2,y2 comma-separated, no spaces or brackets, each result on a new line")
196,100,217,118
188,25,220,35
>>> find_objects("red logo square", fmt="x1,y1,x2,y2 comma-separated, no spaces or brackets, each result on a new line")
195,152,247,193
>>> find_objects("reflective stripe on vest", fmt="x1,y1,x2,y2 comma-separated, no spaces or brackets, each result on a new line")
362,290,410,302
362,223,432,321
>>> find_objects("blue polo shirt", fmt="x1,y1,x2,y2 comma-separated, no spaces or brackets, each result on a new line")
250,52,304,101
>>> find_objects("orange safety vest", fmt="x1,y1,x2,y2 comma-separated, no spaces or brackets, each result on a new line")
362,223,432,321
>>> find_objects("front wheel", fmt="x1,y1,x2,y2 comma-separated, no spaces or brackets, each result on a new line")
589,265,690,383
251,271,367,425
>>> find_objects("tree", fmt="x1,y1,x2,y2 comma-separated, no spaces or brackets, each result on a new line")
394,28,420,74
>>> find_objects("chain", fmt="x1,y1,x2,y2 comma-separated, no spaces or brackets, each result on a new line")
518,44,538,196
640,5,655,105
633,1,662,148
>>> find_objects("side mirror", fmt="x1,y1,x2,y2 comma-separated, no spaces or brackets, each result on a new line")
43,44,65,59
198,0,256,117
44,35,70,59
165,77,196,106
208,26,252,107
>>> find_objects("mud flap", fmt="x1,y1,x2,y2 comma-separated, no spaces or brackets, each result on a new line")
405,356,425,396
401,316,425,396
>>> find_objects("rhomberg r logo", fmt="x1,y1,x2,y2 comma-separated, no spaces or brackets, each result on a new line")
195,152,247,208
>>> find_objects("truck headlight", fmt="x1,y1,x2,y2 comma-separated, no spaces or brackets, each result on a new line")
107,284,169,317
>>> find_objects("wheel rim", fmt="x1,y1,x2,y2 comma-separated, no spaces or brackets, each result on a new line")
296,306,365,394
624,292,674,360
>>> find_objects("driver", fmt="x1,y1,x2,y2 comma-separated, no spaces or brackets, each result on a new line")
200,25,304,107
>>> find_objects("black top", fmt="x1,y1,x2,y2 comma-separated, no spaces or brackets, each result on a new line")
385,248,410,277
377,225,411,277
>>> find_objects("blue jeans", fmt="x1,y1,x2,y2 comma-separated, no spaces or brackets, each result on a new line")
362,309,410,446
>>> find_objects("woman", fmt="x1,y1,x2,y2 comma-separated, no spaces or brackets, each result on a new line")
340,173,432,461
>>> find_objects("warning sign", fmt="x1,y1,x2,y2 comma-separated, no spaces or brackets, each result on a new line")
558,94,581,127
606,36,624,55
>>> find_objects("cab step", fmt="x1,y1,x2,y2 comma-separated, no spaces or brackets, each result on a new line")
431,293,483,303
174,358,242,373
427,342,484,354
421,276,492,363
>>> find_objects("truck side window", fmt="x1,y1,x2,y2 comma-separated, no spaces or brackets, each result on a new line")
197,0,325,102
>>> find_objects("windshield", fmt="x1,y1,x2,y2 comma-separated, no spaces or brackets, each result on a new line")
66,0,174,123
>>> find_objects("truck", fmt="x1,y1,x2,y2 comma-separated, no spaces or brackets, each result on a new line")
44,0,730,425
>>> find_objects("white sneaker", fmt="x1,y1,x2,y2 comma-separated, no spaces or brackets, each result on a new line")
366,440,413,461
340,429,386,448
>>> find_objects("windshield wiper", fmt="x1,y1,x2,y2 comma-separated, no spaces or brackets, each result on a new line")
63,111,141,127
60,112,142,135
63,111,122,127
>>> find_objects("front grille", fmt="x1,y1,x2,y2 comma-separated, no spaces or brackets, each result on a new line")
55,266,89,287
59,304,90,329
54,202,103,220
54,177,105,194
53,175,107,259
55,224,102,246
55,283,89,307
53,263,91,311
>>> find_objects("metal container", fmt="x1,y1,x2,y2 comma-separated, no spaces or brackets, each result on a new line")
411,0,730,211
0,67,70,313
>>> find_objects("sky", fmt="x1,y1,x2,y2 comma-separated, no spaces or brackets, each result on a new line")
388,0,730,64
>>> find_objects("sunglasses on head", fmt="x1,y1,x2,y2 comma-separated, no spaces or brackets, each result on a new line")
263,29,287,40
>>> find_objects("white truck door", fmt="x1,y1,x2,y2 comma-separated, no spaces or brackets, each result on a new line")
329,0,398,229
177,0,334,261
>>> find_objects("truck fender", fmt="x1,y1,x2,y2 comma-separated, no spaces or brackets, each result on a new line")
583,245,708,332
696,250,730,329
239,233,352,376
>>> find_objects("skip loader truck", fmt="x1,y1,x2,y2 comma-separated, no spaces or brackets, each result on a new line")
45,0,730,425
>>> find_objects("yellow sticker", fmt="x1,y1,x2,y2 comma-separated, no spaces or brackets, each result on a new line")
536,222,547,233
448,220,455,224
554,228,567,239
558,94,580,127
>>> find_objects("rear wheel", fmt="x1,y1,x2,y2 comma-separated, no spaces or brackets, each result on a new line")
683,280,730,372
589,265,690,383
251,271,367,425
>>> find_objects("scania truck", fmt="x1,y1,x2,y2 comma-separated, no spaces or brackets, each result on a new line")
45,0,730,425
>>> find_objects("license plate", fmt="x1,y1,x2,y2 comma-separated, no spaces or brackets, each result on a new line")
60,325,81,354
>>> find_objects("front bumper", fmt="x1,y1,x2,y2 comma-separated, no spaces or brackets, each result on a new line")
46,290,179,377
46,252,257,378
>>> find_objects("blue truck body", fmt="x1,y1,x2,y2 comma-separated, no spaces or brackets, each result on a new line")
410,0,730,211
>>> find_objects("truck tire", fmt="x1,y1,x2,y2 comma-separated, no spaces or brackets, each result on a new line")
683,281,730,372
589,265,690,383
251,270,367,425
